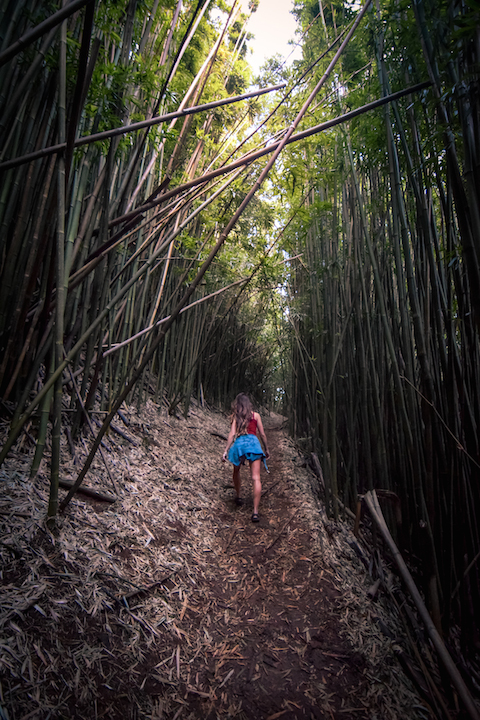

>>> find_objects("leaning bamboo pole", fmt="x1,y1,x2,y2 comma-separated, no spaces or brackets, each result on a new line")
0,0,93,67
1,1,252,449
364,490,480,720
0,83,286,172
103,277,250,358
100,82,431,233
56,0,375,508
0,167,244,465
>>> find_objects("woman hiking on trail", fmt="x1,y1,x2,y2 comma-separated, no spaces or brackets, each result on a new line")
222,393,270,523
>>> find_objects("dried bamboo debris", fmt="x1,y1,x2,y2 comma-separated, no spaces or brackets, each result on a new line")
264,436,431,719
0,402,427,719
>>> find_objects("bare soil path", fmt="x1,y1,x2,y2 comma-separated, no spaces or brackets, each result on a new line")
0,403,425,719
175,423,372,719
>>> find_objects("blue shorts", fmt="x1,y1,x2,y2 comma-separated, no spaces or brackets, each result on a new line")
228,435,268,470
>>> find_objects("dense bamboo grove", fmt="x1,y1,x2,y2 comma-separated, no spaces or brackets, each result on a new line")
0,0,284,515
1,0,480,704
283,0,480,669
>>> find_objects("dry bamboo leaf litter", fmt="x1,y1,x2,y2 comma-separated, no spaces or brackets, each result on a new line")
0,400,432,719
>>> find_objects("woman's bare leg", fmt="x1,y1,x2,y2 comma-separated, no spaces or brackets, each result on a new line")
250,459,262,515
233,464,241,500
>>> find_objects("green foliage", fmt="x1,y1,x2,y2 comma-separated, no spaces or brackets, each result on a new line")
225,71,247,94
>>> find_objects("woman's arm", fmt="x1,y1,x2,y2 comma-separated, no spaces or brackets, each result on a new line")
222,419,237,461
255,413,270,458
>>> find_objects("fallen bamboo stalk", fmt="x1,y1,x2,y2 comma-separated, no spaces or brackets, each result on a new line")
391,591,454,719
261,479,280,498
364,490,480,720
265,509,299,551
58,480,116,503
92,416,137,445
126,608,161,638
211,432,228,441
117,410,130,426
120,574,175,602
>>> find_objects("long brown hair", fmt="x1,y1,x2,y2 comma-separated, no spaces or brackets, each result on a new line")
231,393,253,436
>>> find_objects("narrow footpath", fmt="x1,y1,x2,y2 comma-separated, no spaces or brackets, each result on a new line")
137,415,425,719
172,422,373,719
0,403,426,719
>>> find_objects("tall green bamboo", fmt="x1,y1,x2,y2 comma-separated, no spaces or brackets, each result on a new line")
48,10,67,524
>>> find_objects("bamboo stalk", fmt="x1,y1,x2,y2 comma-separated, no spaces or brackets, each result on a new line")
102,277,249,358
30,357,54,480
66,364,118,494
58,480,116,503
0,84,287,170
364,490,480,720
0,171,241,464
0,0,94,67
97,82,432,232
48,10,67,526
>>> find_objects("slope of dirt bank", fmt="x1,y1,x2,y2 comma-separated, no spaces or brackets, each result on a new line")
0,400,427,719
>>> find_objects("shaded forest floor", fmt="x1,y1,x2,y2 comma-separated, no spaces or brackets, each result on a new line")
0,400,430,719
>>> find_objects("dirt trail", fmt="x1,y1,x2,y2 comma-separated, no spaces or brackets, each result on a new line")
0,403,424,720
175,422,371,719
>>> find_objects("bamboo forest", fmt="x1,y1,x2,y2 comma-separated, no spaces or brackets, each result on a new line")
1,0,480,718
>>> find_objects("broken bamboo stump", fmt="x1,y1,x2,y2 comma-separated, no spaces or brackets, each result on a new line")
59,480,116,503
